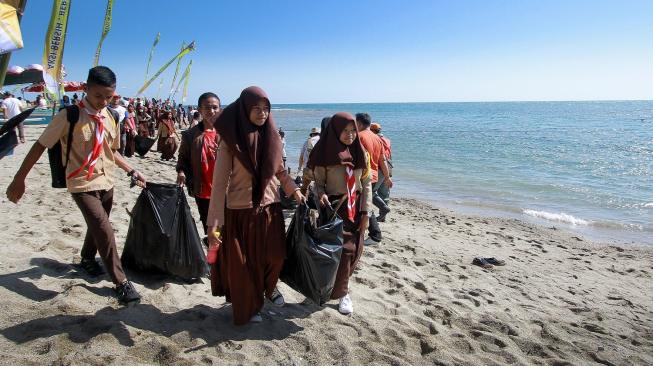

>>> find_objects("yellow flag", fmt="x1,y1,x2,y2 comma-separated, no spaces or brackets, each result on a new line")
181,60,192,104
93,0,113,67
0,2,23,54
137,41,195,95
156,77,164,99
144,32,160,82
169,41,185,97
42,0,72,95
172,59,191,99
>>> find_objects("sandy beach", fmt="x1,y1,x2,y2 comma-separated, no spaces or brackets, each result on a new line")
0,125,651,365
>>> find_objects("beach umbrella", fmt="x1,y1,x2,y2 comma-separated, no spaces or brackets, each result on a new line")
3,64,44,85
134,135,156,157
0,107,35,136
22,81,85,93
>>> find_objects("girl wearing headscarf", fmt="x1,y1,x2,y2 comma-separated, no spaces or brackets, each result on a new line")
157,110,178,160
136,106,151,137
123,105,137,157
307,112,372,315
206,86,305,325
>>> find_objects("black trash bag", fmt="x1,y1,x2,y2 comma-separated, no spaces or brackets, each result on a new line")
121,183,207,281
280,202,343,306
134,135,156,157
0,130,18,160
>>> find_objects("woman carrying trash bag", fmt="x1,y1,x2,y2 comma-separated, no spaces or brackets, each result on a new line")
206,86,305,325
307,112,371,315
123,105,137,157
157,110,178,160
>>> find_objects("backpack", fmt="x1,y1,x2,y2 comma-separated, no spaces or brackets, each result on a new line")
48,105,119,188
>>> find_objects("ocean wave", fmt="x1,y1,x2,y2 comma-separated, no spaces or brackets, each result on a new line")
271,108,301,111
644,202,653,208
523,209,589,226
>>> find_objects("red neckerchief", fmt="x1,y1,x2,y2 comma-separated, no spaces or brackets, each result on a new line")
345,165,357,221
67,100,106,180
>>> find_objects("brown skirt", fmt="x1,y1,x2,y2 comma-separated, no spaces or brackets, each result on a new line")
138,123,149,137
330,195,364,299
210,203,286,325
159,136,177,160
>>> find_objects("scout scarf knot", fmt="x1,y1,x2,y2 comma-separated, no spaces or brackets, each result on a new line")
345,165,357,221
67,100,106,180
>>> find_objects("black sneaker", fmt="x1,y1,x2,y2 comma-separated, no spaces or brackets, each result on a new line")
115,281,141,305
79,258,105,277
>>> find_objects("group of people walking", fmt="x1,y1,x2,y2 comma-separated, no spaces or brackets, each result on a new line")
5,66,394,326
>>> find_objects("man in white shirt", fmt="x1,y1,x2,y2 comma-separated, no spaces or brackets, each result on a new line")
2,92,25,144
109,94,127,154
297,127,321,195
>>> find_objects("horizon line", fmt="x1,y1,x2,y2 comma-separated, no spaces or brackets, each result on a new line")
272,98,653,105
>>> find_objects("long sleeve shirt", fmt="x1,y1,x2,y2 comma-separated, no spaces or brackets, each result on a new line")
206,141,298,228
312,164,372,212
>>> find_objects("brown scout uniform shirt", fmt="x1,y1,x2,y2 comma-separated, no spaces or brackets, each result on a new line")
38,98,120,193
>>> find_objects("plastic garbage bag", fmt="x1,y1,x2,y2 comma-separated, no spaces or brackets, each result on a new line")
121,183,207,281
280,201,343,305
134,135,155,157
0,130,18,160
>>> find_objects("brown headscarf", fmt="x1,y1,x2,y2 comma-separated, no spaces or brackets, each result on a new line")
214,86,283,204
307,112,366,170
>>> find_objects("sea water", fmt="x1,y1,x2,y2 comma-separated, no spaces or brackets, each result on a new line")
13,102,652,245
273,101,653,245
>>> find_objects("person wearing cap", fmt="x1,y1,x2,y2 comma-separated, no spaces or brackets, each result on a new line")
371,122,393,206
297,126,321,195
109,94,127,155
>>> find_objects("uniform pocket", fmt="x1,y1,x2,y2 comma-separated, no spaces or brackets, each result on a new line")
75,123,93,142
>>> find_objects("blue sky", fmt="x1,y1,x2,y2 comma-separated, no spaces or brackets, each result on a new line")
9,0,653,104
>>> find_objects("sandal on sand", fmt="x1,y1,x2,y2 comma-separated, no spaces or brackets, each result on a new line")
472,257,494,270
484,257,506,266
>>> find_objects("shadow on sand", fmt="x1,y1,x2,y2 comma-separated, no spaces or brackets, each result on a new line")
0,258,315,349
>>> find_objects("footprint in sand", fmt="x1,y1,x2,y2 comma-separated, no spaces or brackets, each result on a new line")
455,292,481,307
413,282,428,293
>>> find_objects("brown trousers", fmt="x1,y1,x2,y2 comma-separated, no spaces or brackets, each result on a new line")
71,189,126,285
210,203,286,325
194,197,210,234
330,196,364,299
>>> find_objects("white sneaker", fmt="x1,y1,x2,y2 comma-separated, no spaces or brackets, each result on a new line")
338,294,353,315
250,313,263,323
364,237,381,246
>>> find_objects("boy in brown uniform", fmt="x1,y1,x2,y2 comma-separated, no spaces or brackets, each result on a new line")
6,66,145,305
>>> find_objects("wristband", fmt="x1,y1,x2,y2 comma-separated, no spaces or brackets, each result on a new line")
127,169,136,177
